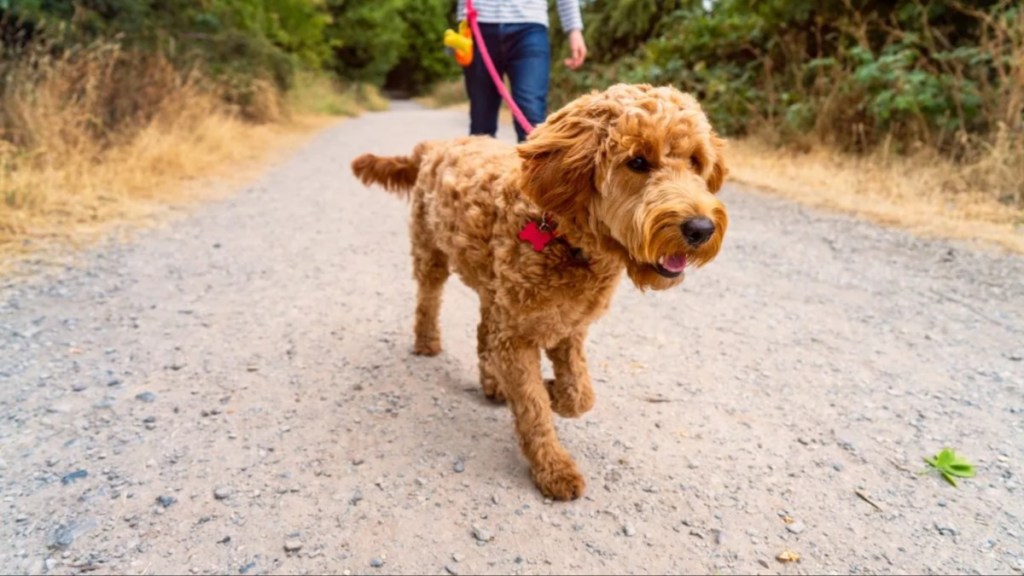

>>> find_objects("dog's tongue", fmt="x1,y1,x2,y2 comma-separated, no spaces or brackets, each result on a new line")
659,254,688,273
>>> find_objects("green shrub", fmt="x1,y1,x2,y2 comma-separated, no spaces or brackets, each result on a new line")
384,0,459,96
551,0,1022,156
325,0,407,86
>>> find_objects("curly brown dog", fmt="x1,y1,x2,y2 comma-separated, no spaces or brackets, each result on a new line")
351,83,728,500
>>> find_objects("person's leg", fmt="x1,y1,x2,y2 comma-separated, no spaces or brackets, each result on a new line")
504,23,551,142
462,23,504,137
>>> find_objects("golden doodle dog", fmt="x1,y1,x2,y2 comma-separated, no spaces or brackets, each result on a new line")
352,83,728,500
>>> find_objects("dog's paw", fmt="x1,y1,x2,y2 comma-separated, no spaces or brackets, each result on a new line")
483,387,506,404
412,340,442,356
481,379,506,404
532,460,586,501
544,378,595,418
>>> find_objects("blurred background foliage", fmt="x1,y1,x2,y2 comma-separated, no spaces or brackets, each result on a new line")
1,0,1021,204
1,0,460,94
551,0,1022,161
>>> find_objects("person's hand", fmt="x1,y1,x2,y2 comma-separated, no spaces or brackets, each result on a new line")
564,29,587,70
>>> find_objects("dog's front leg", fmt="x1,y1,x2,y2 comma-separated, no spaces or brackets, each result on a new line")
477,292,504,402
544,330,595,418
498,342,586,500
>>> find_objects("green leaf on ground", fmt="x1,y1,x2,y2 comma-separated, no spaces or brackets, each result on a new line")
924,448,976,487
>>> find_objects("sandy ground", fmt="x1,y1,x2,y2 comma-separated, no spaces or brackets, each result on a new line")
2,103,1023,576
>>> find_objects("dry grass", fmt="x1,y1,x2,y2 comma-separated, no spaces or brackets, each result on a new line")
287,71,361,117
285,72,390,116
0,94,326,270
0,46,379,272
415,78,468,109
727,137,1024,252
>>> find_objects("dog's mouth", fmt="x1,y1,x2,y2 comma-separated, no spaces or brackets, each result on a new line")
654,253,687,278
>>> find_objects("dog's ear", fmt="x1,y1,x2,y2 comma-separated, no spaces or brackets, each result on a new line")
517,97,606,222
706,132,729,194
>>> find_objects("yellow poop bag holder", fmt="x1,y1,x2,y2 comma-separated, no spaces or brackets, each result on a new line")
443,20,473,67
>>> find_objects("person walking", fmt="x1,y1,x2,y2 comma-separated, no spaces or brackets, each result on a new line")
457,0,588,142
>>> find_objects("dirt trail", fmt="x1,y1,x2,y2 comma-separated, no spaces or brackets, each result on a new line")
2,103,1023,575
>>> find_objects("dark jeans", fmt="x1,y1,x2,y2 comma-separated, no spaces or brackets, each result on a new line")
463,22,550,142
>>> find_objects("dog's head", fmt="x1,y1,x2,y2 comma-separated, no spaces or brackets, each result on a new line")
518,83,728,290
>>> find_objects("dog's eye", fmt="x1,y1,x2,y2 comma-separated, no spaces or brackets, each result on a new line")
626,156,651,173
689,155,703,171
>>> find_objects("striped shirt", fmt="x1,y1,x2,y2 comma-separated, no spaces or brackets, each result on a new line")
457,0,584,32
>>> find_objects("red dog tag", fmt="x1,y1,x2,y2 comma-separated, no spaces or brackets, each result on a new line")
518,221,555,252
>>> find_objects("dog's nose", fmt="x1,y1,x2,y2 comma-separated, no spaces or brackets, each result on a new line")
681,217,715,247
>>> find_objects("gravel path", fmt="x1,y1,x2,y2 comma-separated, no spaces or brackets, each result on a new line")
2,103,1023,575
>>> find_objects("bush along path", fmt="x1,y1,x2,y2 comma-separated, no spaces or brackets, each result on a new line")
1,103,1022,575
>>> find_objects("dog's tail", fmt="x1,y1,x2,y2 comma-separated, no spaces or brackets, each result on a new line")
351,143,426,198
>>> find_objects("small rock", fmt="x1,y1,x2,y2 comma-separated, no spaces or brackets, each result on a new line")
48,524,76,545
284,539,303,553
15,514,28,523
935,523,958,537
238,561,257,574
156,495,177,508
214,486,233,500
143,415,156,423
71,383,87,392
444,564,459,575
135,392,156,403
776,549,800,563
218,536,232,545
451,553,464,563
758,559,770,569
711,529,726,545
453,459,465,474
472,526,493,543
60,469,88,485
369,557,384,568
832,462,844,472
786,521,806,535
622,523,636,537
350,489,364,506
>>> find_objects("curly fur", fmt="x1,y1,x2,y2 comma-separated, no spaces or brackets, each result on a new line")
351,83,729,500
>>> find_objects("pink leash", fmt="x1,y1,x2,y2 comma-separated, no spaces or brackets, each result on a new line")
465,0,535,135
